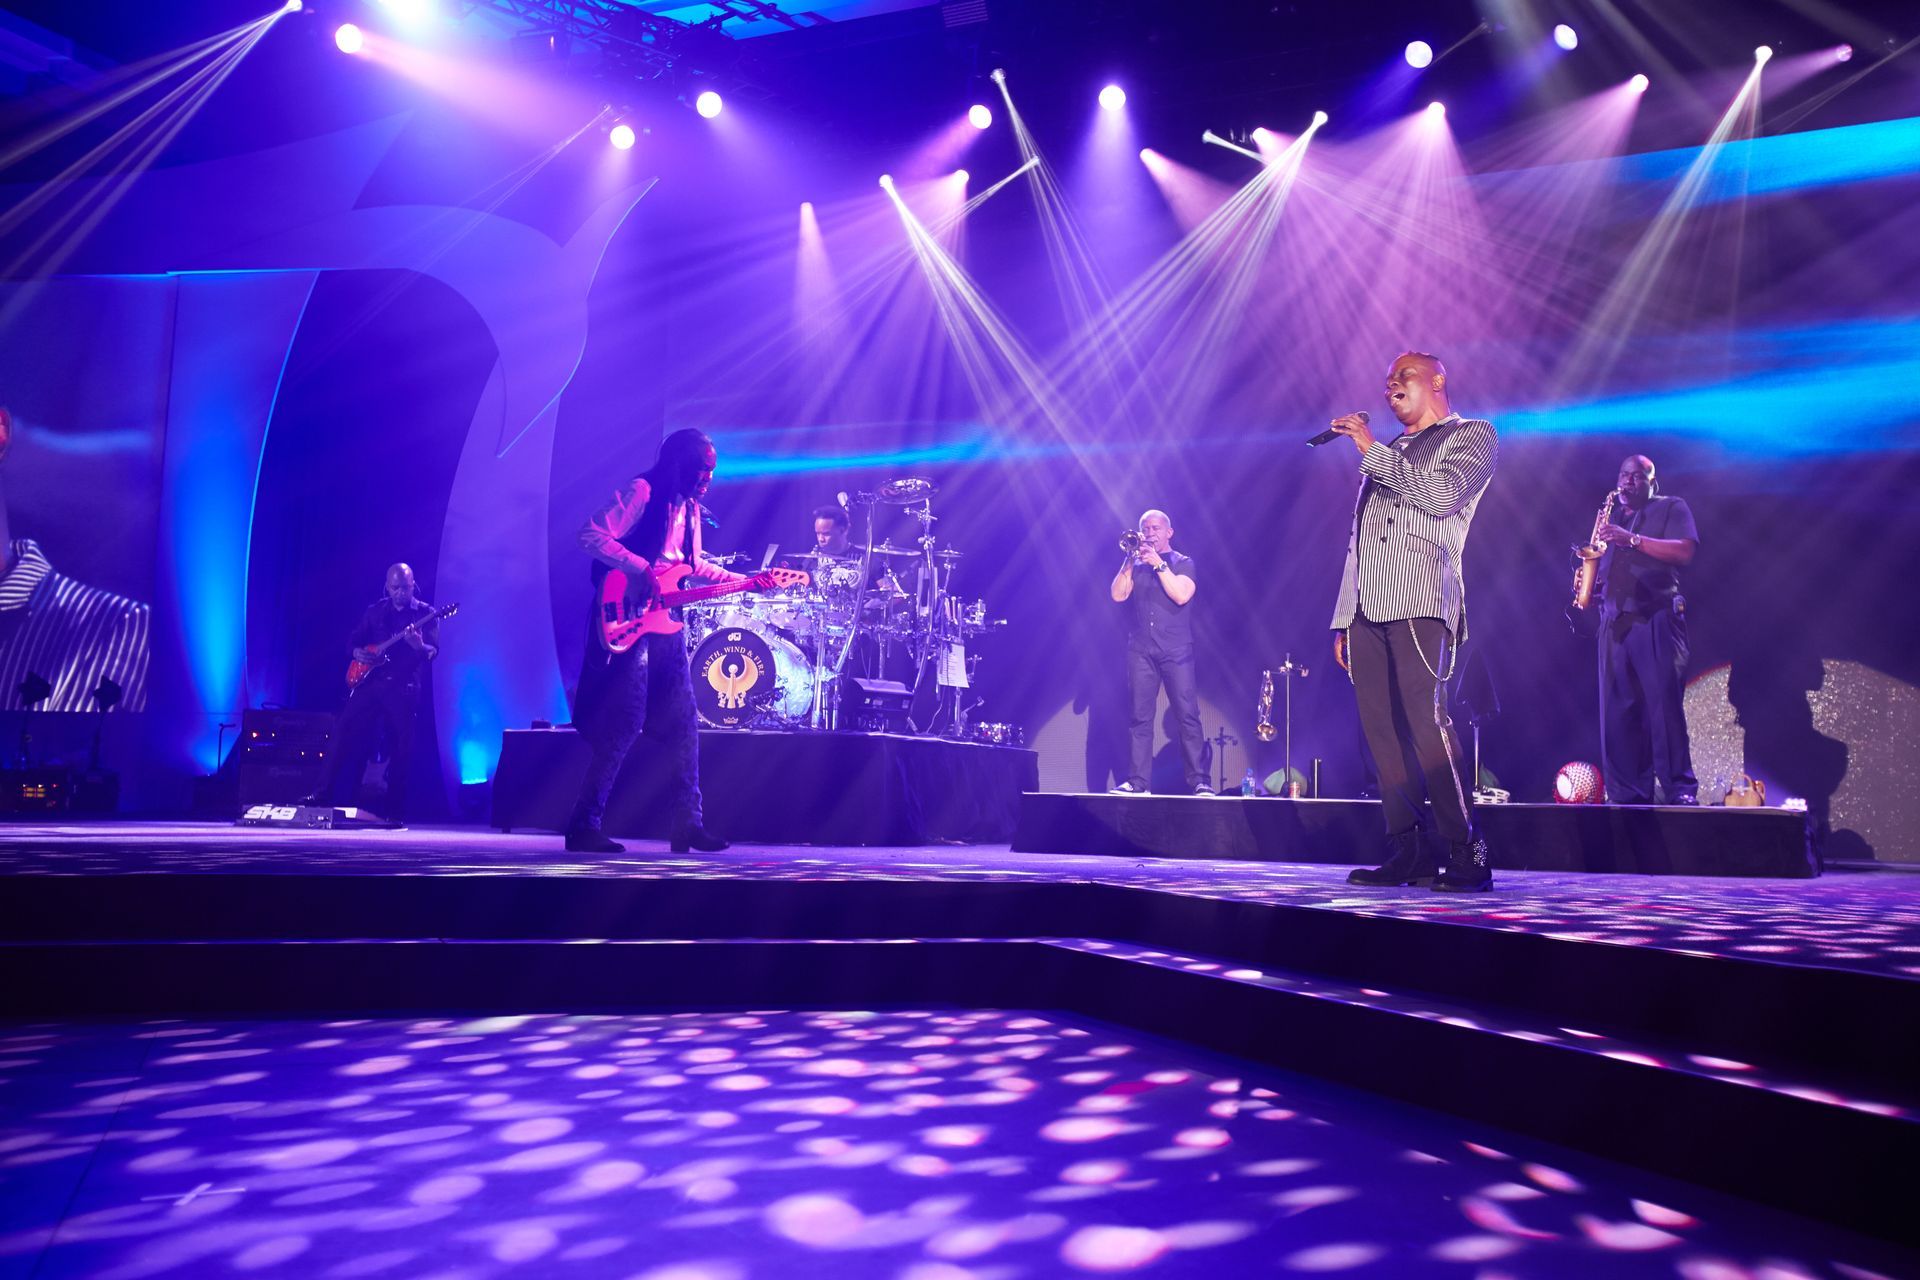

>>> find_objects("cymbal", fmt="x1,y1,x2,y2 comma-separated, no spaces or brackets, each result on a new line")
875,476,937,504
867,540,924,558
932,548,964,561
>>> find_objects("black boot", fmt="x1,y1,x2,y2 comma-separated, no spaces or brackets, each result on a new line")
1347,830,1436,886
670,825,729,853
565,828,624,854
1433,834,1493,892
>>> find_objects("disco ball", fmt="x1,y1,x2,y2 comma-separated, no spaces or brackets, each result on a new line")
1554,761,1605,804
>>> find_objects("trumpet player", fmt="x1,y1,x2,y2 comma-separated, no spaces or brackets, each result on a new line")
1328,352,1498,891
1108,509,1210,795
1596,455,1699,805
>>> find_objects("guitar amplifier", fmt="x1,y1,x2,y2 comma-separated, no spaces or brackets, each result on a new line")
237,708,335,806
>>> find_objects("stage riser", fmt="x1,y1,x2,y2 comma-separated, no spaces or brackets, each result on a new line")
1014,793,1816,877
3,874,1912,1097
490,728,1038,845
1,937,1911,1247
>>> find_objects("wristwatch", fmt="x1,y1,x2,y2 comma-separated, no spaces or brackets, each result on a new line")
1629,533,1642,550
1154,563,1170,574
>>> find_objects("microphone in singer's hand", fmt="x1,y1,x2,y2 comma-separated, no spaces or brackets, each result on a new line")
1308,410,1367,448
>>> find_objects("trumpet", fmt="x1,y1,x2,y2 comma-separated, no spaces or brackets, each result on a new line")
1119,528,1145,556
1571,489,1618,611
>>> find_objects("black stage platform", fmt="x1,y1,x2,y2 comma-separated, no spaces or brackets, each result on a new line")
1015,792,1817,877
490,726,1038,844
2,823,1915,1272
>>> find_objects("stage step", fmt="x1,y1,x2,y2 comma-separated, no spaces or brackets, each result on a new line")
1,933,1913,1245
4,871,1914,1105
1014,792,1816,877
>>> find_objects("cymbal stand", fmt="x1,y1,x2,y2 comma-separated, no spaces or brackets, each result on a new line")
814,491,878,730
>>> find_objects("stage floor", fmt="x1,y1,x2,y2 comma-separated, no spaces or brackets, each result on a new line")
3,1008,1908,1280
1,821,1917,981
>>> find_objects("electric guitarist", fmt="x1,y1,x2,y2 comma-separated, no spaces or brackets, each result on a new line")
311,562,441,824
566,428,742,855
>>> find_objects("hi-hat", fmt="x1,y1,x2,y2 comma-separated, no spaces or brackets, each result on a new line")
875,476,937,504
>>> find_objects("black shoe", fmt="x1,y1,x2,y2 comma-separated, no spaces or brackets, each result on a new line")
564,828,624,854
1108,780,1147,794
1347,831,1437,886
1433,834,1494,892
1192,784,1218,797
670,826,729,853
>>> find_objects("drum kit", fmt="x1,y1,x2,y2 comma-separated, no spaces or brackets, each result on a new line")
683,477,1008,734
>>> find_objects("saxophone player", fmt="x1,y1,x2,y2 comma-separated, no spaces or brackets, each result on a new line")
1594,455,1699,805
1327,352,1498,891
1108,510,1210,795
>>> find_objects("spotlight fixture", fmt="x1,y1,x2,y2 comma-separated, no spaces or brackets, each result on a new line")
334,22,364,53
968,104,992,129
800,200,814,212
954,168,969,182
1754,44,1773,64
377,0,433,21
1250,126,1271,142
609,123,636,150
1835,43,1854,62
989,67,1006,84
282,0,303,12
695,90,723,118
1553,23,1578,51
91,678,122,712
1405,40,1434,69
1098,84,1126,111
1426,100,1446,116
1312,110,1329,127
878,173,894,189
1629,72,1650,92
1138,147,1153,162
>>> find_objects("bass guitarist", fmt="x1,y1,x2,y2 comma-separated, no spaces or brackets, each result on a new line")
311,562,439,824
566,428,744,854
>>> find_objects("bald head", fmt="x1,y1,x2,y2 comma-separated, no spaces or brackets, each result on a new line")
1385,352,1451,429
1137,509,1174,555
1616,456,1656,509
385,563,417,608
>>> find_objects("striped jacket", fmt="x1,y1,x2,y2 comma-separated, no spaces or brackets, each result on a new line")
0,540,150,712
1329,414,1498,640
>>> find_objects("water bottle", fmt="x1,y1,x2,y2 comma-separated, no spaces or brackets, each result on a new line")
1240,769,1257,797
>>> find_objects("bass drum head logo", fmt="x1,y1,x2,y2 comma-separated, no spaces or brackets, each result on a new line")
696,629,773,726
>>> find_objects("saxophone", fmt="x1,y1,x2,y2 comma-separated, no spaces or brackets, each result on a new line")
1255,670,1276,743
1571,489,1619,611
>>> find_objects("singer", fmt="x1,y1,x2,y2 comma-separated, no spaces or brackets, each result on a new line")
1327,352,1499,891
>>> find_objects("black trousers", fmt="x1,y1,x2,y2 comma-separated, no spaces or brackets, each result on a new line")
569,626,703,836
321,677,419,821
1346,613,1473,844
1599,605,1696,804
1127,643,1205,790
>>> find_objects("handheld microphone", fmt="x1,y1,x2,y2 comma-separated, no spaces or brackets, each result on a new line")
1308,410,1367,447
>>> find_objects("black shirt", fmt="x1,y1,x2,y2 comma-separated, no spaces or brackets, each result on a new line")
350,599,440,686
1602,496,1699,617
1123,551,1196,652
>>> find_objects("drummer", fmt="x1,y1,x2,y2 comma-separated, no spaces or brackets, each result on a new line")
812,505,856,559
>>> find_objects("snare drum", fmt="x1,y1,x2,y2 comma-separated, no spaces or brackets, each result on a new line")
692,624,815,728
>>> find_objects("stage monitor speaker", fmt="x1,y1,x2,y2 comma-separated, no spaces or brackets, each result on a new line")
237,708,334,806
237,804,389,829
843,677,913,734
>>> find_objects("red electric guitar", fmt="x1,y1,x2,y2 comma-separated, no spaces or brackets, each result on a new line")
598,562,809,653
345,602,460,688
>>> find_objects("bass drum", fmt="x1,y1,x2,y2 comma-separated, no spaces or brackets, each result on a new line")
692,624,815,728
